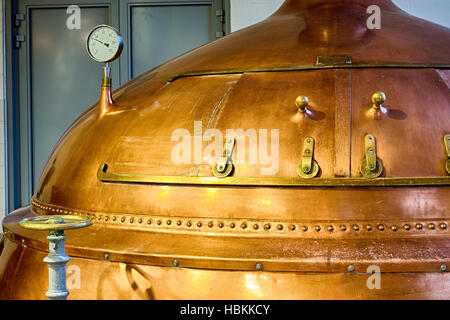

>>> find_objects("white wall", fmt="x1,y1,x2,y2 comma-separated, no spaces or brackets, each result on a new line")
230,0,450,32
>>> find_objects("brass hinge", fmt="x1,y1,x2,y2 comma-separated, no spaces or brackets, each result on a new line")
213,137,235,178
360,134,383,178
444,134,450,175
297,137,319,179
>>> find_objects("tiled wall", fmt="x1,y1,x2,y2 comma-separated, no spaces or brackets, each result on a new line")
230,0,450,31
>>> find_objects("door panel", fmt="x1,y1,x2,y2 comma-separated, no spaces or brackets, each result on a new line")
120,0,224,82
351,69,450,177
130,4,212,78
213,71,337,178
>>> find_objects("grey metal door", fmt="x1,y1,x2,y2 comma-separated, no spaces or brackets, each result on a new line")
10,0,226,208
119,0,225,81
16,0,120,206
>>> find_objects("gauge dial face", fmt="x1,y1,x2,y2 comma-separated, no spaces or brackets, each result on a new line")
87,25,123,63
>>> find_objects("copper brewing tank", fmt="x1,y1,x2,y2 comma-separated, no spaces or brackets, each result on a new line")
1,0,450,300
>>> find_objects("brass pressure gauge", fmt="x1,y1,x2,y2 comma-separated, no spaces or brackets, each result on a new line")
86,25,123,63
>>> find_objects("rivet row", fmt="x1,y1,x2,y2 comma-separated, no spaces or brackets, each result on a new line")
31,198,449,235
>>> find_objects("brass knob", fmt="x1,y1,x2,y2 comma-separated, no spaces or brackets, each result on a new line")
371,91,386,109
295,95,309,113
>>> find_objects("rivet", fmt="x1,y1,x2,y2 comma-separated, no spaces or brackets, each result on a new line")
255,263,263,270
327,225,334,232
403,224,411,231
340,225,347,231
377,224,384,231
415,223,423,230
138,218,142,224
241,223,247,229
353,225,360,231
439,223,447,230
147,219,152,225
120,217,125,223
314,225,321,232
112,216,117,222
391,225,398,231
264,224,271,230
157,220,162,225
104,253,109,260
104,216,109,222
290,225,296,231
427,223,435,230
230,223,235,229
197,222,203,228
129,218,134,224
441,264,448,272
302,225,308,232
173,260,179,267
277,224,283,231
253,224,259,230
166,220,172,226
219,222,224,228
366,225,372,231
177,220,182,226
208,222,213,228
97,216,102,221
347,265,355,272
187,221,192,227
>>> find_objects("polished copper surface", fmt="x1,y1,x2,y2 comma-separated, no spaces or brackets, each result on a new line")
1,0,450,299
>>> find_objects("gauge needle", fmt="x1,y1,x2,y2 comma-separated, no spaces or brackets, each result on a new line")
92,38,110,48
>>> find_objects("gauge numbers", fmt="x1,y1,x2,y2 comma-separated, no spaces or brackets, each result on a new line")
87,25,123,63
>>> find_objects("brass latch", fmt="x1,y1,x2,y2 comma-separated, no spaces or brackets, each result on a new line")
360,134,383,178
213,137,235,178
297,137,319,179
445,135,450,175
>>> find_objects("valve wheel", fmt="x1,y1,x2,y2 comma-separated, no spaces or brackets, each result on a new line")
19,215,92,231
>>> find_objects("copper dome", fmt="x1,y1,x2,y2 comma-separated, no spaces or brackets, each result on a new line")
1,0,450,299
